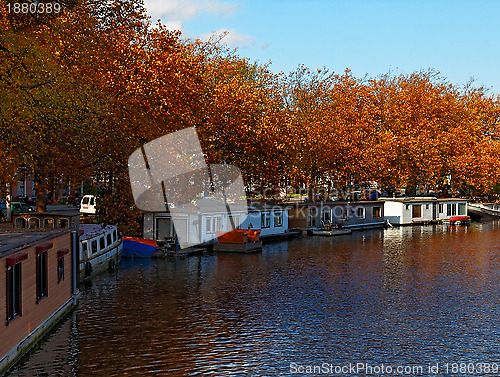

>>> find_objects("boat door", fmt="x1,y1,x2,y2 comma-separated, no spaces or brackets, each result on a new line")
432,203,437,220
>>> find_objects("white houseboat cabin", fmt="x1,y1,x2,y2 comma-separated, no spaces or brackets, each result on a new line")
383,197,468,225
143,204,289,246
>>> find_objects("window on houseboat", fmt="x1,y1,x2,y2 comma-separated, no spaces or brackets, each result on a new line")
7,263,22,321
36,251,48,302
439,204,444,213
107,233,112,246
356,207,365,219
261,212,271,228
372,206,382,218
307,207,317,227
425,204,430,210
321,209,331,224
228,215,240,230
206,217,221,234
57,257,64,283
274,211,283,227
206,217,212,234
458,203,466,216
113,230,117,242
100,237,105,250
412,205,422,218
340,208,348,220
447,204,452,216
92,240,98,254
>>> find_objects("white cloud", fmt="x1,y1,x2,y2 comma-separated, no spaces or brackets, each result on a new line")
199,29,256,49
144,0,239,22
163,20,184,32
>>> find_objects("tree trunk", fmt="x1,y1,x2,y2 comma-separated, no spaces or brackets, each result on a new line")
35,173,47,212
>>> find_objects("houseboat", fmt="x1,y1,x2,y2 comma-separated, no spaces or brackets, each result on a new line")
143,207,248,249
382,197,468,225
0,228,78,374
287,201,385,233
467,202,500,220
142,203,295,250
79,224,122,280
240,204,298,240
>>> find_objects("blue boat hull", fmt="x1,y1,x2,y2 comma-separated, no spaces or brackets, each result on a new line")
122,238,159,258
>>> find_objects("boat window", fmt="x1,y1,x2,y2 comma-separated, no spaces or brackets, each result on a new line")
57,256,65,284
274,211,283,227
7,263,22,321
82,197,89,205
36,251,48,302
372,206,382,218
107,233,112,246
82,242,88,252
452,204,457,216
261,212,271,228
92,240,98,254
357,207,365,219
100,237,105,250
113,230,117,242
206,216,213,234
439,204,444,213
458,203,466,216
321,209,330,224
307,207,317,227
447,204,452,216
228,215,240,230
340,208,348,220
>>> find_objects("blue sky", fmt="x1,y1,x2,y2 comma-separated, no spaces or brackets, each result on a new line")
143,0,500,94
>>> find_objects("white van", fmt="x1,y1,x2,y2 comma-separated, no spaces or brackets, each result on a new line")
80,195,97,215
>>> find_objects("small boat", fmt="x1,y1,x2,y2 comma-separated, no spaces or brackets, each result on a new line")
122,236,161,258
213,229,263,253
307,228,352,236
468,203,500,220
79,224,123,280
444,215,471,226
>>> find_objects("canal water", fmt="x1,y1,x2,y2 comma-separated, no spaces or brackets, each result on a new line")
10,222,500,376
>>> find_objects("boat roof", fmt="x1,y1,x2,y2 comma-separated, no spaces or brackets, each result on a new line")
0,225,70,257
382,197,467,203
79,224,117,241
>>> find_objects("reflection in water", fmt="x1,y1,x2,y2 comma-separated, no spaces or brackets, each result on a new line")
10,224,500,376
